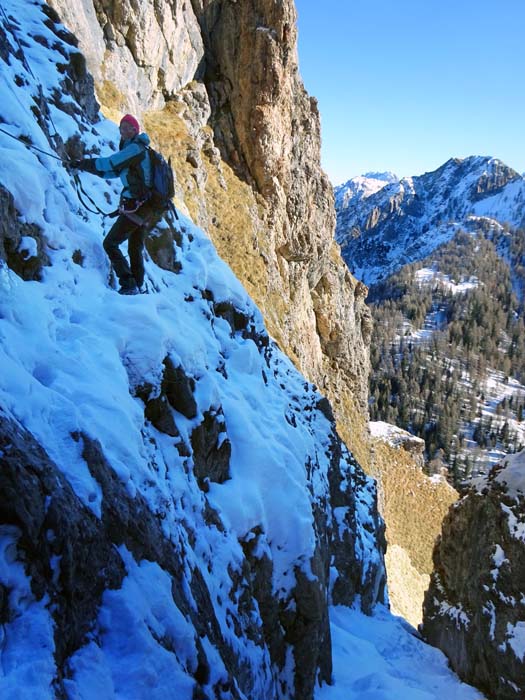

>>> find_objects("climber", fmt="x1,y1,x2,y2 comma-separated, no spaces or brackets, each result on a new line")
70,114,163,295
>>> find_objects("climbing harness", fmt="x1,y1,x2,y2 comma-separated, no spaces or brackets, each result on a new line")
119,197,148,216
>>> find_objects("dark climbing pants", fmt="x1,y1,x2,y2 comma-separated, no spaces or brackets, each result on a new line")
103,201,162,288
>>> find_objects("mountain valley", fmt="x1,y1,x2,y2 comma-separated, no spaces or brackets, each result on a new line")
336,158,525,482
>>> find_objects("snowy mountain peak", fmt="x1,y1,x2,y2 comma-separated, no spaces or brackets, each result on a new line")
362,171,399,184
334,172,399,210
336,155,525,286
432,155,521,184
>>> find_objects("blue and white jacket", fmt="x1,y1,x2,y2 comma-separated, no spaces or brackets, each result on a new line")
93,133,152,200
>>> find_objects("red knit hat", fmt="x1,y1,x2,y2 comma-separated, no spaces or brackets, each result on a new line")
120,114,140,133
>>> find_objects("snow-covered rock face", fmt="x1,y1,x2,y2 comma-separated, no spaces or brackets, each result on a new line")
334,172,399,211
422,450,525,699
335,157,525,286
0,2,386,698
45,0,374,460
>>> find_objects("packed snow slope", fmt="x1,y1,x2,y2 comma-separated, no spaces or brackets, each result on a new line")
335,157,525,286
0,2,485,699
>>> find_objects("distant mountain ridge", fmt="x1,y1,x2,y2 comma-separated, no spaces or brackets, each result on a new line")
334,172,399,210
336,156,525,481
335,156,525,286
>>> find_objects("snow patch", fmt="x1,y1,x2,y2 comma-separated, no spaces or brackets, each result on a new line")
494,450,525,498
0,526,56,699
490,544,507,581
505,621,525,662
415,267,480,295
370,420,425,451
316,605,483,700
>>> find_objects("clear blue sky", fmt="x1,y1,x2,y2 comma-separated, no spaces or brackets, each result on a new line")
295,0,525,185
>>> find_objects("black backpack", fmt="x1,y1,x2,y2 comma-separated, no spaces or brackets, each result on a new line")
148,147,175,211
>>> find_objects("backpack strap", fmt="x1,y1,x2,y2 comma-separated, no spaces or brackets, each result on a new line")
125,139,151,199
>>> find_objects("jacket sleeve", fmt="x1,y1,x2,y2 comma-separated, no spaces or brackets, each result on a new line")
94,142,145,177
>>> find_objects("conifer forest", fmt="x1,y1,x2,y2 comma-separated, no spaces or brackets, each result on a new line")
368,226,525,485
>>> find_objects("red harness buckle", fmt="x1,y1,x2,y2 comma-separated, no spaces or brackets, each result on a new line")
119,197,147,214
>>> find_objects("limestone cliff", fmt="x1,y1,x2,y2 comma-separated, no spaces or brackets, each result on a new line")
48,0,372,465
370,425,457,628
422,452,525,699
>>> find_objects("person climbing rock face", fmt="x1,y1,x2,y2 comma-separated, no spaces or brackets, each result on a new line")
71,114,163,295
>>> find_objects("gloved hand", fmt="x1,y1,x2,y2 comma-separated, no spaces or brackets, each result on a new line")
66,158,97,174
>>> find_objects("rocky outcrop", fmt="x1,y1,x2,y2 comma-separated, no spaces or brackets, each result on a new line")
0,186,49,281
472,160,521,200
185,1,372,442
371,431,457,628
422,452,525,699
370,421,425,469
0,342,386,700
